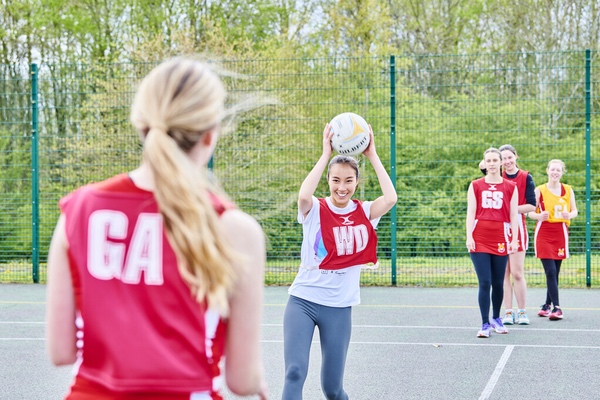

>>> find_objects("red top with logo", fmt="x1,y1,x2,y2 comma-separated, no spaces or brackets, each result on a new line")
470,178,516,255
317,198,378,270
59,174,230,398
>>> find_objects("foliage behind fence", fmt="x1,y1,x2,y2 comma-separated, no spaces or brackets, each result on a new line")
0,51,598,287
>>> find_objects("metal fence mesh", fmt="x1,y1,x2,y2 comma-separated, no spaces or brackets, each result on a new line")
0,51,597,287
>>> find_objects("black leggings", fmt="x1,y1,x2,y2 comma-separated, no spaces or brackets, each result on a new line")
470,252,508,324
541,259,562,307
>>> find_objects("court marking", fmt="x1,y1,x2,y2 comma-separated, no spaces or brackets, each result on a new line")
4,301,600,311
479,345,514,400
3,321,600,333
263,323,600,333
260,340,600,349
263,303,600,311
2,338,600,349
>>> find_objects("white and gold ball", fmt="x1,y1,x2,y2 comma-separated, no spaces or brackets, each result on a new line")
329,112,370,156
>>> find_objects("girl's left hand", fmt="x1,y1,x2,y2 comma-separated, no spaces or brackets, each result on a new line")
362,125,376,158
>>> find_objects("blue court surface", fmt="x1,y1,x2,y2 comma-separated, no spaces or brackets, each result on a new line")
1,284,599,399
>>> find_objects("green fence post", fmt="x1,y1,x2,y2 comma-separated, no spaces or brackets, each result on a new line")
390,55,397,286
31,63,40,283
585,49,592,288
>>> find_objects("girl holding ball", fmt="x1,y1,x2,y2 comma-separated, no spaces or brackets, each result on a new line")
282,122,397,399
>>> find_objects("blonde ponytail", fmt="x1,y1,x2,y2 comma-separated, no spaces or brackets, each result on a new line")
130,58,237,317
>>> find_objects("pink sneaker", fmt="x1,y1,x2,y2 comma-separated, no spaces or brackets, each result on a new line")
538,304,551,317
549,308,563,320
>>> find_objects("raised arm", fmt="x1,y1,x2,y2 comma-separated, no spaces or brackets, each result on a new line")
221,209,267,398
362,127,398,220
298,124,333,217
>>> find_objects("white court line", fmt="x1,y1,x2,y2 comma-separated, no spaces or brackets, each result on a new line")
4,321,600,333
0,321,44,324
260,340,600,349
264,304,600,311
3,338,600,349
5,321,600,333
479,345,514,400
263,323,600,333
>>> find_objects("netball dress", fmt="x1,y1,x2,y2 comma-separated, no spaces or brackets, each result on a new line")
60,174,229,400
534,183,572,260
469,178,516,255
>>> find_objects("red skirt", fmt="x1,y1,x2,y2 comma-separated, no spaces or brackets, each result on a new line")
534,221,569,260
470,219,512,256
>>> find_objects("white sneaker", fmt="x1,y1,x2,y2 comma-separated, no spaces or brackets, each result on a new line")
517,310,530,325
502,310,515,325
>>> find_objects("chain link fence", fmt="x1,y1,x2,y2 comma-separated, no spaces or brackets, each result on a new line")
0,51,598,287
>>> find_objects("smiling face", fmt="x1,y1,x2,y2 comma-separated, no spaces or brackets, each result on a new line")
547,161,565,183
327,163,359,208
501,149,518,173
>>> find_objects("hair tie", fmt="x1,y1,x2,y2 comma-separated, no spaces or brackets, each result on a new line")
146,124,170,138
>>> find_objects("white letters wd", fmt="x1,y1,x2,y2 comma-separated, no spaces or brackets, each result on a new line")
88,211,163,285
332,224,369,256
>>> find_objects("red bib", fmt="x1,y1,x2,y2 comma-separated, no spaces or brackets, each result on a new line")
318,198,378,270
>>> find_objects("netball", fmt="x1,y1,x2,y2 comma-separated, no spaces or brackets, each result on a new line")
329,112,370,156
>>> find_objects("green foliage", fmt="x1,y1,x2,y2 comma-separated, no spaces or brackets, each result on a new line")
1,46,599,284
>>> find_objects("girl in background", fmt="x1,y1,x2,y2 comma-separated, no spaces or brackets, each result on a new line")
468,148,519,338
529,159,578,320
479,144,536,325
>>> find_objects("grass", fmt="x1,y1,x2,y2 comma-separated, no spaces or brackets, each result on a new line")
2,255,598,288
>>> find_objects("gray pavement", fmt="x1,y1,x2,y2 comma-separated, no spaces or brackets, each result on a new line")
2,284,600,399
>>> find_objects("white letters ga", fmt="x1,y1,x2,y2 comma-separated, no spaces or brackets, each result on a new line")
332,224,369,256
87,210,163,285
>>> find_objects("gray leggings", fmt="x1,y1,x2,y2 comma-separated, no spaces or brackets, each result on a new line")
282,295,351,400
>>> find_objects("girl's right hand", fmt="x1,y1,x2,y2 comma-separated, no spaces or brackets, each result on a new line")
466,237,475,251
540,211,550,221
322,123,333,158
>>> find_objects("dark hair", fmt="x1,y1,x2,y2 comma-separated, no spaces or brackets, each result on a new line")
326,155,360,180
499,144,517,156
498,144,520,168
